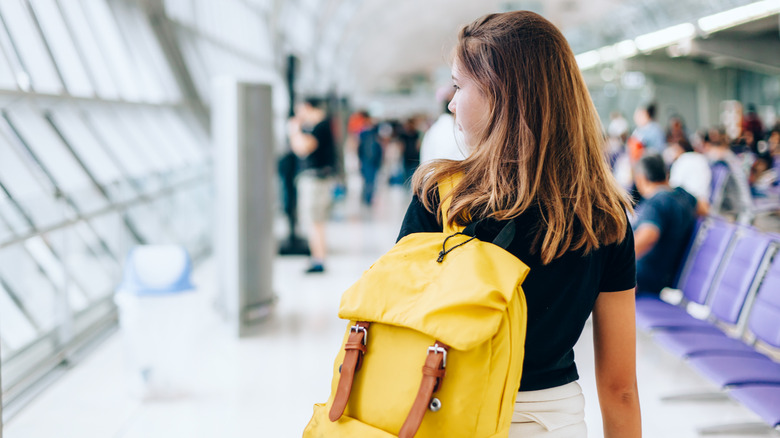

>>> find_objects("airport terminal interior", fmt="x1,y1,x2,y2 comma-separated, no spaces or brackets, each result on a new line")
2,0,780,437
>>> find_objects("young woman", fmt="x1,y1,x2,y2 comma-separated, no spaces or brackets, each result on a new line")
398,11,641,437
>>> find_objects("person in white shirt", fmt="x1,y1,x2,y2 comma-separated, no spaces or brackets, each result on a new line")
665,138,712,211
419,86,466,164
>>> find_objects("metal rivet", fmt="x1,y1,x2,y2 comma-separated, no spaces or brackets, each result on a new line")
429,397,442,412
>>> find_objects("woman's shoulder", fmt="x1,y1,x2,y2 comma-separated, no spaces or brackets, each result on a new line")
397,195,441,241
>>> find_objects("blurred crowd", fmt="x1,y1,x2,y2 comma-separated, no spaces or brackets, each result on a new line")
280,93,780,274
608,103,780,224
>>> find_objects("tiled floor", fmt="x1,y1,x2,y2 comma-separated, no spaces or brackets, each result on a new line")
4,180,779,438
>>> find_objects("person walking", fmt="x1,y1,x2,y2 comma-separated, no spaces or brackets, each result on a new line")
398,11,641,437
288,97,337,273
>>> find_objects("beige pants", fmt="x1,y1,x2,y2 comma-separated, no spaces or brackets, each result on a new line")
297,173,334,228
509,381,587,437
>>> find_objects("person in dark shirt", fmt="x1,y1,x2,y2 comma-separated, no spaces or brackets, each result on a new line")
633,154,699,295
288,97,336,273
357,121,382,205
399,11,640,437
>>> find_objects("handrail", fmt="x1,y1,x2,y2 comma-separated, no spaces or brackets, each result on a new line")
0,171,210,250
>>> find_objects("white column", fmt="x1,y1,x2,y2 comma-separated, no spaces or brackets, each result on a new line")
213,78,276,337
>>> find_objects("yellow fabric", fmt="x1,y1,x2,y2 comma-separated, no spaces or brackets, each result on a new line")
436,174,463,234
304,175,529,438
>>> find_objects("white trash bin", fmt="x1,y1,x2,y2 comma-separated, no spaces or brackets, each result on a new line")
114,245,195,399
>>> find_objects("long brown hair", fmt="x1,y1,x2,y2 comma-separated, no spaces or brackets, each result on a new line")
413,11,632,264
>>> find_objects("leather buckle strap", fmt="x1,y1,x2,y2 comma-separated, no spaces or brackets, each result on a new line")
329,322,370,422
399,342,449,438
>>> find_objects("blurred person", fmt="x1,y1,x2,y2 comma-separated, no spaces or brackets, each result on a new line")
419,85,466,163
664,138,711,214
633,154,699,296
288,97,336,273
769,125,780,153
733,129,757,156
398,118,421,186
769,125,780,169
749,154,777,197
608,111,633,190
346,110,371,150
607,111,629,142
607,111,628,167
742,103,764,148
702,133,753,220
357,118,383,205
628,102,665,160
665,114,687,146
399,11,640,437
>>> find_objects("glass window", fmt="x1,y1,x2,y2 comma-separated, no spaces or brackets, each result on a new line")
28,0,94,97
0,42,18,89
88,211,130,261
0,183,33,239
79,0,143,102
5,105,108,215
112,108,176,174
56,0,118,100
81,106,157,181
125,202,164,244
23,236,88,312
0,279,38,352
0,0,63,94
0,206,19,244
158,108,207,163
74,220,120,271
0,124,65,229
110,1,179,103
175,32,210,105
47,107,129,202
45,225,114,301
127,108,187,168
0,244,58,331
0,10,31,90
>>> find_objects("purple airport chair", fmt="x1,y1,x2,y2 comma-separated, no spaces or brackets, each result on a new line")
687,249,780,387
718,237,780,430
635,218,703,310
635,219,736,332
709,162,730,208
727,384,780,429
651,228,775,358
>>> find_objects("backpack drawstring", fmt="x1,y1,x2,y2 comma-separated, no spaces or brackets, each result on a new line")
437,232,477,263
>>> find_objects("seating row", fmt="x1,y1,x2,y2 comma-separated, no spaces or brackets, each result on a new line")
635,217,780,431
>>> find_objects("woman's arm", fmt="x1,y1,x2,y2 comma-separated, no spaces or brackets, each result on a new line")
592,288,642,438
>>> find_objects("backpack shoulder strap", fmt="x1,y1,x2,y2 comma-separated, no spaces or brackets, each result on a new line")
437,174,464,234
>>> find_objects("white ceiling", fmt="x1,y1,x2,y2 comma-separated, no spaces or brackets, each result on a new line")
276,0,767,97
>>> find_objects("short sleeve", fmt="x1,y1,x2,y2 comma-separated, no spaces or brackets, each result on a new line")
599,221,637,292
397,195,441,242
635,197,664,231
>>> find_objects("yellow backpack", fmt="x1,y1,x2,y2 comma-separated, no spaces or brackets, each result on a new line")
303,177,529,438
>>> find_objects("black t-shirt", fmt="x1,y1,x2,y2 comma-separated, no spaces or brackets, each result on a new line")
300,119,336,175
634,187,697,294
397,195,636,391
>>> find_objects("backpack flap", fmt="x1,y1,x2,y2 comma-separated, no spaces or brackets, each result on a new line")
338,231,529,350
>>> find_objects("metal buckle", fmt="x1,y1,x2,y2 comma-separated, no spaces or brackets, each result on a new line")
427,343,447,368
350,325,368,345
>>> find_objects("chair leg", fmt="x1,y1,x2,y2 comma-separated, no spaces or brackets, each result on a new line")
661,391,731,402
698,421,773,435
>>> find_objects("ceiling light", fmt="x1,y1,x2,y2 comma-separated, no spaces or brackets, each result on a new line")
615,40,638,58
698,0,780,33
575,50,600,70
634,23,696,52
